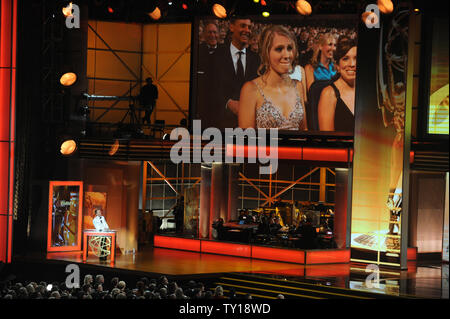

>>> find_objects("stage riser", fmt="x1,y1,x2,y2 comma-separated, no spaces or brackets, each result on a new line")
154,236,418,265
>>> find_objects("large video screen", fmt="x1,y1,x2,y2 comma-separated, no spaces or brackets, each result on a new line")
427,17,449,136
191,15,358,134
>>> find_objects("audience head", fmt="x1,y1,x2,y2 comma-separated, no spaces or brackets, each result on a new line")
258,25,298,77
203,21,219,47
333,36,357,84
311,32,336,68
229,17,252,50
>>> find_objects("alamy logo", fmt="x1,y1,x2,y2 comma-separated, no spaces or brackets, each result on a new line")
64,2,80,29
364,4,380,29
65,263,80,288
365,264,380,288
169,120,279,174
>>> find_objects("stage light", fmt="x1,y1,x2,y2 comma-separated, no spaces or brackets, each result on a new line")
109,139,120,156
253,0,260,3
212,3,227,19
148,7,161,20
296,0,312,16
361,10,379,26
59,72,77,87
46,284,53,291
107,6,114,14
60,139,77,156
261,0,267,6
62,2,73,17
262,11,270,17
182,3,188,10
377,0,394,14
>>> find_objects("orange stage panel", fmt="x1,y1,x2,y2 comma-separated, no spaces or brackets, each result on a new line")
251,246,305,264
305,249,350,264
154,235,201,252
201,240,251,258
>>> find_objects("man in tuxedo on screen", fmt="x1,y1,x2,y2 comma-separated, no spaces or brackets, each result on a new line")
209,17,260,129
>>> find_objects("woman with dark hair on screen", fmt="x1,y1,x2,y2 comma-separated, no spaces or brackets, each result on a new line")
238,25,307,130
317,36,357,132
304,32,337,91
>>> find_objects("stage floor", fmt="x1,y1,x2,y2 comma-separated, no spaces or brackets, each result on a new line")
40,246,448,299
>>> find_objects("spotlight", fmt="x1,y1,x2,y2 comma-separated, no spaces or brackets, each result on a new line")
108,139,120,156
212,3,227,19
253,0,260,3
62,2,73,17
60,72,77,87
148,7,161,20
261,0,267,6
60,139,77,156
296,0,312,16
182,3,188,10
377,0,394,14
262,11,270,17
107,6,114,14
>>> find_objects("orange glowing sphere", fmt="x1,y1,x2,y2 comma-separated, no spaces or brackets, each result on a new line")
109,140,120,156
296,0,312,16
60,140,77,155
212,4,227,19
361,11,379,26
378,0,394,14
60,72,77,86
149,7,161,20
62,2,73,17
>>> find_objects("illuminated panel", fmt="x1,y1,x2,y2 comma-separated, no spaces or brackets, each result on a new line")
153,235,201,252
303,147,349,162
226,144,352,162
201,240,251,258
305,249,350,264
252,246,305,264
0,0,16,263
427,18,449,135
47,181,84,252
407,247,417,261
305,263,350,277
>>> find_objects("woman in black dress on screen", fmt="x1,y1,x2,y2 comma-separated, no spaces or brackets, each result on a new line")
317,36,357,132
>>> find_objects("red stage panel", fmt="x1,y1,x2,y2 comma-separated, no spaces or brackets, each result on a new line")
305,264,351,277
407,247,417,261
305,249,350,264
252,246,305,264
201,240,251,258
154,235,201,252
303,147,349,162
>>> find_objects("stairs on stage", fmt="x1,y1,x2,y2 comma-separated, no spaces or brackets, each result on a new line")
211,273,414,300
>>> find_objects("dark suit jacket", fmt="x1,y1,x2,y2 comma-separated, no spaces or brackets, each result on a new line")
206,42,260,129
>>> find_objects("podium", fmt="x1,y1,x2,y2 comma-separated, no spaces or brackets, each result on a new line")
83,230,117,263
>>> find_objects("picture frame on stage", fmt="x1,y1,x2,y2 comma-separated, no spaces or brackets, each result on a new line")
83,191,107,231
47,181,84,252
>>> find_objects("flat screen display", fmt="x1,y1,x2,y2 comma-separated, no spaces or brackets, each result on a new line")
191,15,358,134
427,18,449,136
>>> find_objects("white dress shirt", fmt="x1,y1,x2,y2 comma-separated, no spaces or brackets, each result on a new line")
230,43,246,74
93,215,109,231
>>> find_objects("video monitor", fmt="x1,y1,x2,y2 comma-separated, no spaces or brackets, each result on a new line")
191,15,358,135
425,17,449,136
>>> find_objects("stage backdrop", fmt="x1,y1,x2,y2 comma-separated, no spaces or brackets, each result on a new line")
350,9,411,268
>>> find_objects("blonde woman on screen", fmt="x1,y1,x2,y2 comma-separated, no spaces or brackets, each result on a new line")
304,32,337,91
238,25,307,130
